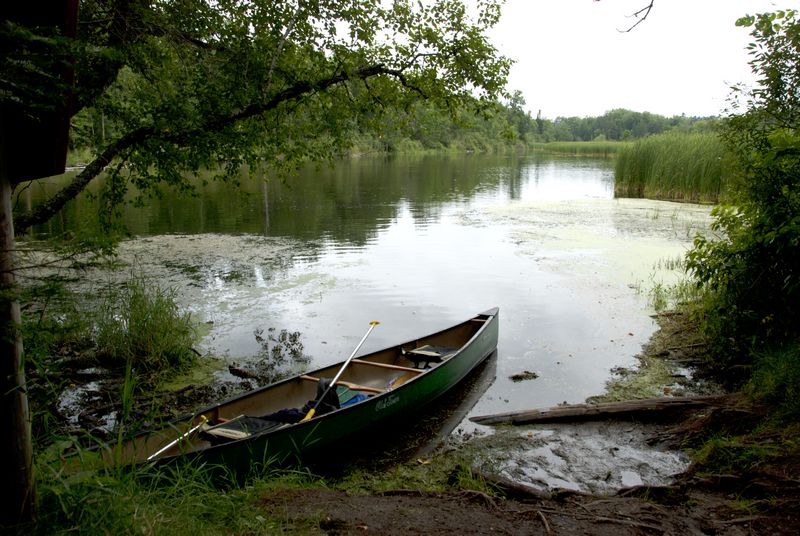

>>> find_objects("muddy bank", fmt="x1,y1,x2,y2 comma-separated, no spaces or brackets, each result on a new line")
258,395,798,534
42,306,800,534
255,313,799,535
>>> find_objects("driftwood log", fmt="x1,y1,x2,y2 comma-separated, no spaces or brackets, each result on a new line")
470,395,730,426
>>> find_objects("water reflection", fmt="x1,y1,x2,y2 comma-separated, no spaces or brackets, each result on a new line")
26,154,612,242
22,154,711,432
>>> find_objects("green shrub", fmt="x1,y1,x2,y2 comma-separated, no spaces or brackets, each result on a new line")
685,10,800,389
747,345,800,419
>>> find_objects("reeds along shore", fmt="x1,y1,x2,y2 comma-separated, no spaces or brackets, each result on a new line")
532,140,628,157
613,132,729,203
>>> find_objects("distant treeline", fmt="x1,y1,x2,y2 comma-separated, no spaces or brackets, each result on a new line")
346,97,719,153
69,92,719,163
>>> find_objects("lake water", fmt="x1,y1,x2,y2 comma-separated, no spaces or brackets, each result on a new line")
31,153,712,432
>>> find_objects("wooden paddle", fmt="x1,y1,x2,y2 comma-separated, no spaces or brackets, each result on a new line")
300,320,380,422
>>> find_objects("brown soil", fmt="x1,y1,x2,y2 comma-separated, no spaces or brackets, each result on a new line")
258,483,796,535
254,312,800,535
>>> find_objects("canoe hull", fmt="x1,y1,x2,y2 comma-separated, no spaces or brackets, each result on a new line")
116,308,499,472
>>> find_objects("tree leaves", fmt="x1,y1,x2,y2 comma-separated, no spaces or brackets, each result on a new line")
687,9,800,382
14,0,510,231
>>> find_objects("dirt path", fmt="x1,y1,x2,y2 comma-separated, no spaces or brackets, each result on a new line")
258,483,794,535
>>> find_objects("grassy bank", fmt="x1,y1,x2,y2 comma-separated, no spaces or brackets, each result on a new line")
21,437,486,535
614,132,730,203
532,140,628,157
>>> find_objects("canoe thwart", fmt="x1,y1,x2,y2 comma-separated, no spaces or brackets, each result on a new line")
350,359,423,374
300,374,385,394
401,345,458,368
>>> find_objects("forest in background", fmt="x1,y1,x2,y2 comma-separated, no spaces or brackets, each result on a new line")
69,95,718,162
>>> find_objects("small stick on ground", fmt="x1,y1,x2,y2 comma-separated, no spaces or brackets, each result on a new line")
536,509,551,534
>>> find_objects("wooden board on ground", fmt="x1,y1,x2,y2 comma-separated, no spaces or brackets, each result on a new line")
470,395,730,426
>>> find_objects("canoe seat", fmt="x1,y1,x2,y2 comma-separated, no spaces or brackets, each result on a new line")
403,345,458,368
202,416,283,441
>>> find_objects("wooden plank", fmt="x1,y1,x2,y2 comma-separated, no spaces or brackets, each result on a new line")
299,374,384,394
350,359,423,374
407,348,442,358
470,395,729,426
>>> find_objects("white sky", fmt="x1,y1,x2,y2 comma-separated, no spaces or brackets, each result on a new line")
487,0,795,118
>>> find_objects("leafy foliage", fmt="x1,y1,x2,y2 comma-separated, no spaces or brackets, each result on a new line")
685,10,800,388
11,0,512,232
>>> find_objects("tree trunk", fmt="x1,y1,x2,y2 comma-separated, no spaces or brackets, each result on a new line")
0,170,35,524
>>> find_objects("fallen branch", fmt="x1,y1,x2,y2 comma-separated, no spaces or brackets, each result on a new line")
470,395,730,426
536,509,551,534
666,342,707,351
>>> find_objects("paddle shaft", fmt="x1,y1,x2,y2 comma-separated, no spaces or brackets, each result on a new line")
301,320,379,421
147,415,208,461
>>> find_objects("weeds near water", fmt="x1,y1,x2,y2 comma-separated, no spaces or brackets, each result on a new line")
630,253,700,313
647,279,701,313
535,140,629,157
95,276,197,378
614,132,730,202
241,327,310,385
654,255,686,271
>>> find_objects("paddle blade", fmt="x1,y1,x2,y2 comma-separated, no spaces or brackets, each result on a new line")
300,408,316,422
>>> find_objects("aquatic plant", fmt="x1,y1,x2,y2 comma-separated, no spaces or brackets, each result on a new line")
535,140,628,157
248,327,310,386
614,131,730,203
95,277,197,377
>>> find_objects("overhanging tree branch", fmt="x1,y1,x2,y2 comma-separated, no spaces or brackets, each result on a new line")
14,125,153,231
619,1,654,33
14,63,421,233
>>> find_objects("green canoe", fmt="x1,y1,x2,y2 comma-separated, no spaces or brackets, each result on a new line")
108,307,499,471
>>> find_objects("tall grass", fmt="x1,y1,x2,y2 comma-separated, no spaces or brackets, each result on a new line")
28,461,313,535
95,277,197,377
535,141,629,157
614,132,729,203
